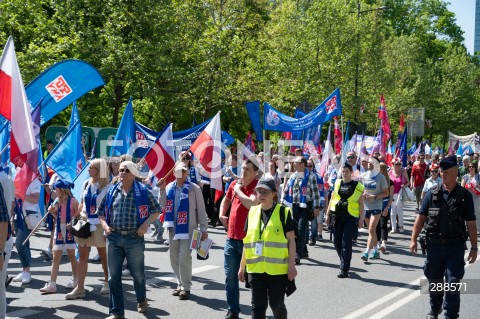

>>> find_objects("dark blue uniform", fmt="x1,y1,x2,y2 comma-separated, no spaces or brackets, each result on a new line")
420,184,476,319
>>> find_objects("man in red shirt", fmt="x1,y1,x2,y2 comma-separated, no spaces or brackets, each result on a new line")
410,153,427,211
219,159,259,319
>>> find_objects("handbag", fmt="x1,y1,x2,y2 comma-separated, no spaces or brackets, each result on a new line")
402,187,415,202
70,218,92,239
25,211,42,230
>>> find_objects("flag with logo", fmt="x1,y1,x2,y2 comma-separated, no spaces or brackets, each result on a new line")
190,112,222,190
0,36,36,166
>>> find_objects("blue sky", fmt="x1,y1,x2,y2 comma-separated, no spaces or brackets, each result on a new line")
447,0,475,54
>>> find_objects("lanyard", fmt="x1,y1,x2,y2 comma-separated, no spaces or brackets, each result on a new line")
259,205,275,239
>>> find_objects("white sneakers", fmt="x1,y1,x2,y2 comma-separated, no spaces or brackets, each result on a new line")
122,268,131,277
100,282,110,295
12,271,31,285
65,276,78,290
40,281,57,294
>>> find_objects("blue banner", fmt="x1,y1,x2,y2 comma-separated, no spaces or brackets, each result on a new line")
244,100,263,142
26,59,105,126
264,88,342,132
292,108,306,141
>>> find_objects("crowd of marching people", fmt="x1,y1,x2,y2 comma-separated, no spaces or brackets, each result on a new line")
0,146,479,319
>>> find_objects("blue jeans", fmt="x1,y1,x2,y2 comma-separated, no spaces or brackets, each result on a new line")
107,232,146,316
14,220,32,268
292,205,309,258
224,238,243,315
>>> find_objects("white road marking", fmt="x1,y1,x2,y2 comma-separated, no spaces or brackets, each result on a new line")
146,264,220,286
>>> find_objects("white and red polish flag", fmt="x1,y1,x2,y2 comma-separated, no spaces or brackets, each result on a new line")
145,123,176,184
0,36,36,165
190,112,223,190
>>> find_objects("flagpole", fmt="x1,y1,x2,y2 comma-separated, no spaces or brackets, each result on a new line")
22,210,51,246
0,143,9,157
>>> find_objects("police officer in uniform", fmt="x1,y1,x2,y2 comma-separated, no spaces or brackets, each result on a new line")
410,156,478,319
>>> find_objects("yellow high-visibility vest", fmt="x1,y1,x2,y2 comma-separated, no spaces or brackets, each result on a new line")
329,179,364,218
243,204,290,275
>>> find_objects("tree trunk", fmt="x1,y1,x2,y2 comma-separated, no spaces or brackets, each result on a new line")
112,83,124,127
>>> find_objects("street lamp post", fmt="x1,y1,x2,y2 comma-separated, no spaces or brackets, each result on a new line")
354,2,389,115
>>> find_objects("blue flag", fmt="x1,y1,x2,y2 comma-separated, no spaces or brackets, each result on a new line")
70,102,80,128
292,108,306,141
110,97,135,156
45,120,85,182
399,128,408,167
264,88,342,132
72,161,91,201
244,100,263,141
25,60,105,126
0,120,10,164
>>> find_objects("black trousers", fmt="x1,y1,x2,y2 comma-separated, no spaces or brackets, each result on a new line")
248,273,288,319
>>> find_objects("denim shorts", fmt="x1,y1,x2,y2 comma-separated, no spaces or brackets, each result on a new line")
364,209,382,219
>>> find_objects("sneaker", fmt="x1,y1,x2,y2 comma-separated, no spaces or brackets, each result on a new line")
65,287,85,300
361,253,369,261
41,248,53,260
426,308,442,319
100,282,110,295
137,299,148,313
90,253,100,262
370,251,380,259
295,257,301,265
122,269,131,277
164,239,170,246
22,271,31,285
179,290,190,300
65,276,78,289
224,311,240,319
40,282,57,294
390,229,397,234
106,315,125,319
308,239,315,246
398,227,404,233
337,270,349,278
380,244,386,254
5,275,13,288
172,289,181,296
12,272,24,282
318,234,323,241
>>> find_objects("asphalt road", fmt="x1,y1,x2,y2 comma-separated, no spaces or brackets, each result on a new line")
5,201,480,319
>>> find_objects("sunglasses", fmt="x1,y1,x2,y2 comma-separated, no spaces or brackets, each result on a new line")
119,168,130,173
307,165,313,168
431,170,438,173
469,166,476,168
394,163,401,166
347,156,356,160
256,190,272,196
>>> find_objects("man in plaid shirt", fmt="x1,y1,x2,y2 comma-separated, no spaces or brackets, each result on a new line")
282,156,320,265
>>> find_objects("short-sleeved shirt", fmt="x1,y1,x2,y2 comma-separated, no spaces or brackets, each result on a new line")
226,179,258,240
411,162,427,187
97,183,161,231
422,177,442,194
420,184,476,221
360,172,388,211
23,179,41,212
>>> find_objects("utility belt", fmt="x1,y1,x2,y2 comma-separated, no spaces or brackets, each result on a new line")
112,228,137,235
427,237,464,245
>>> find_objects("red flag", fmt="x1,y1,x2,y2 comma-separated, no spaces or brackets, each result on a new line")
190,112,223,190
145,123,175,184
0,36,36,166
377,94,391,142
333,116,342,154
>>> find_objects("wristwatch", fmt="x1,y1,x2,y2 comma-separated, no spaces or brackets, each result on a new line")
471,247,478,251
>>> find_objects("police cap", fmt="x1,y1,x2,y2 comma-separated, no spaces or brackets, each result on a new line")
439,155,458,170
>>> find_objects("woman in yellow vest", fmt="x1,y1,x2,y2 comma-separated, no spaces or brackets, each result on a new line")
239,178,297,319
326,163,365,278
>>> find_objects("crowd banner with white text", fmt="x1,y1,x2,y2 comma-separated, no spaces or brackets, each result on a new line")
263,88,342,132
